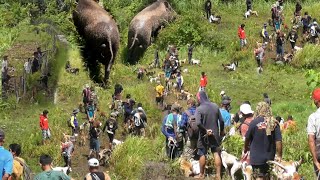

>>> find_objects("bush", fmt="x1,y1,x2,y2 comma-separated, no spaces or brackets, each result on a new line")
291,44,320,68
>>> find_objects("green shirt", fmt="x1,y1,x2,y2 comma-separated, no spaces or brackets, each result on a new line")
34,170,71,180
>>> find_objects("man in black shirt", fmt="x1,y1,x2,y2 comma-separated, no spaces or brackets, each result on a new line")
188,43,194,65
85,158,111,180
246,0,252,11
204,0,212,20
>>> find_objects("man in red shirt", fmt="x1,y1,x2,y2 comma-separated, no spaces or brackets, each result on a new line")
199,72,207,91
238,24,247,49
40,110,50,145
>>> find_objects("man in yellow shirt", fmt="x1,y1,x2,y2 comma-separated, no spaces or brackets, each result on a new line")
9,143,24,180
155,81,165,107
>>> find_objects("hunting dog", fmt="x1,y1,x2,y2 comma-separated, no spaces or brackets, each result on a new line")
98,149,112,166
268,159,303,180
221,150,242,180
191,59,201,65
244,9,258,19
180,59,187,64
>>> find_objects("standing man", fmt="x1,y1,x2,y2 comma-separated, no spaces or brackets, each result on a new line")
246,0,252,11
0,129,13,180
9,143,25,180
238,24,247,49
70,109,79,136
34,154,71,180
254,43,266,68
187,43,194,65
195,91,224,179
82,84,91,108
40,110,50,145
199,72,207,92
261,23,269,43
276,31,285,61
85,158,111,180
155,81,165,107
220,100,232,127
263,93,272,106
244,102,282,180
1,55,8,86
154,48,160,68
182,99,197,150
204,0,212,20
307,88,320,178
287,26,298,52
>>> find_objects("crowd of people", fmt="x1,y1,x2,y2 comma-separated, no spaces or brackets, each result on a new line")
1,0,320,180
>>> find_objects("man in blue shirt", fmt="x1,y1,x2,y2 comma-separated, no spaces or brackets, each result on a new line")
161,105,181,159
244,102,282,179
220,100,231,127
0,129,13,180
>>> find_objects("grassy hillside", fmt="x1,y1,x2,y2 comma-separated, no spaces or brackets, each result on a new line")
1,0,320,179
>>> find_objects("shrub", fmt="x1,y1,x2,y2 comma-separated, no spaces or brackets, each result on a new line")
291,44,320,68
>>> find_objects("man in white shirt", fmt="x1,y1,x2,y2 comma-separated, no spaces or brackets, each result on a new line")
307,88,320,178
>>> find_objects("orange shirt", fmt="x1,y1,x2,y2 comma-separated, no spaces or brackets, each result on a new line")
200,75,207,87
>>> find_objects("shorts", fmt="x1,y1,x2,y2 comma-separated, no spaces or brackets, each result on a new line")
240,39,247,47
108,133,114,143
90,138,100,152
156,96,163,103
197,146,220,156
252,164,270,178
42,129,50,139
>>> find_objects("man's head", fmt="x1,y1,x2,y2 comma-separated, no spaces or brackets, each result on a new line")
37,47,41,52
240,104,254,117
43,110,49,117
0,129,5,145
137,103,142,108
39,154,52,170
220,91,225,97
241,24,245,29
304,12,308,16
3,55,8,61
263,93,269,98
263,23,267,28
221,99,231,109
187,98,196,107
9,143,21,157
171,104,180,114
126,94,131,99
312,88,320,108
287,115,293,121
88,158,99,172
201,72,205,77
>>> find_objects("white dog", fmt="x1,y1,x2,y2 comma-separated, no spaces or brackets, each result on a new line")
191,59,201,65
52,166,72,175
221,150,242,180
244,10,258,19
149,76,159,83
112,139,123,147
182,68,188,73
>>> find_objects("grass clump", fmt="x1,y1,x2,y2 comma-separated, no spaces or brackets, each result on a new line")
292,44,320,68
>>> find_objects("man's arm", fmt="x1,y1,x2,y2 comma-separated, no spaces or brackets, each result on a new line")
276,141,282,160
244,138,250,154
309,134,320,168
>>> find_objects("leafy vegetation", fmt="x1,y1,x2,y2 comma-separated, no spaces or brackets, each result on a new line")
1,0,320,179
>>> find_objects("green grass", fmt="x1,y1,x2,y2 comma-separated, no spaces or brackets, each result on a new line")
1,0,320,179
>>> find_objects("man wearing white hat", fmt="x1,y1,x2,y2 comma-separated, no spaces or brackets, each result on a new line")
85,158,110,180
239,104,254,138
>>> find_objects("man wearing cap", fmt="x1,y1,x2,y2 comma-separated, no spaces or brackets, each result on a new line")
40,110,50,145
239,104,254,138
238,24,247,49
0,129,13,180
34,154,71,180
161,104,181,159
70,109,79,136
155,81,165,107
195,91,224,179
220,100,232,127
254,43,266,68
85,158,111,180
103,112,118,149
307,88,320,178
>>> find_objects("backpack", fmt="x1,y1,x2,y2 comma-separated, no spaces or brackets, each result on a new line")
185,110,199,139
134,112,142,127
85,172,108,180
14,158,32,180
